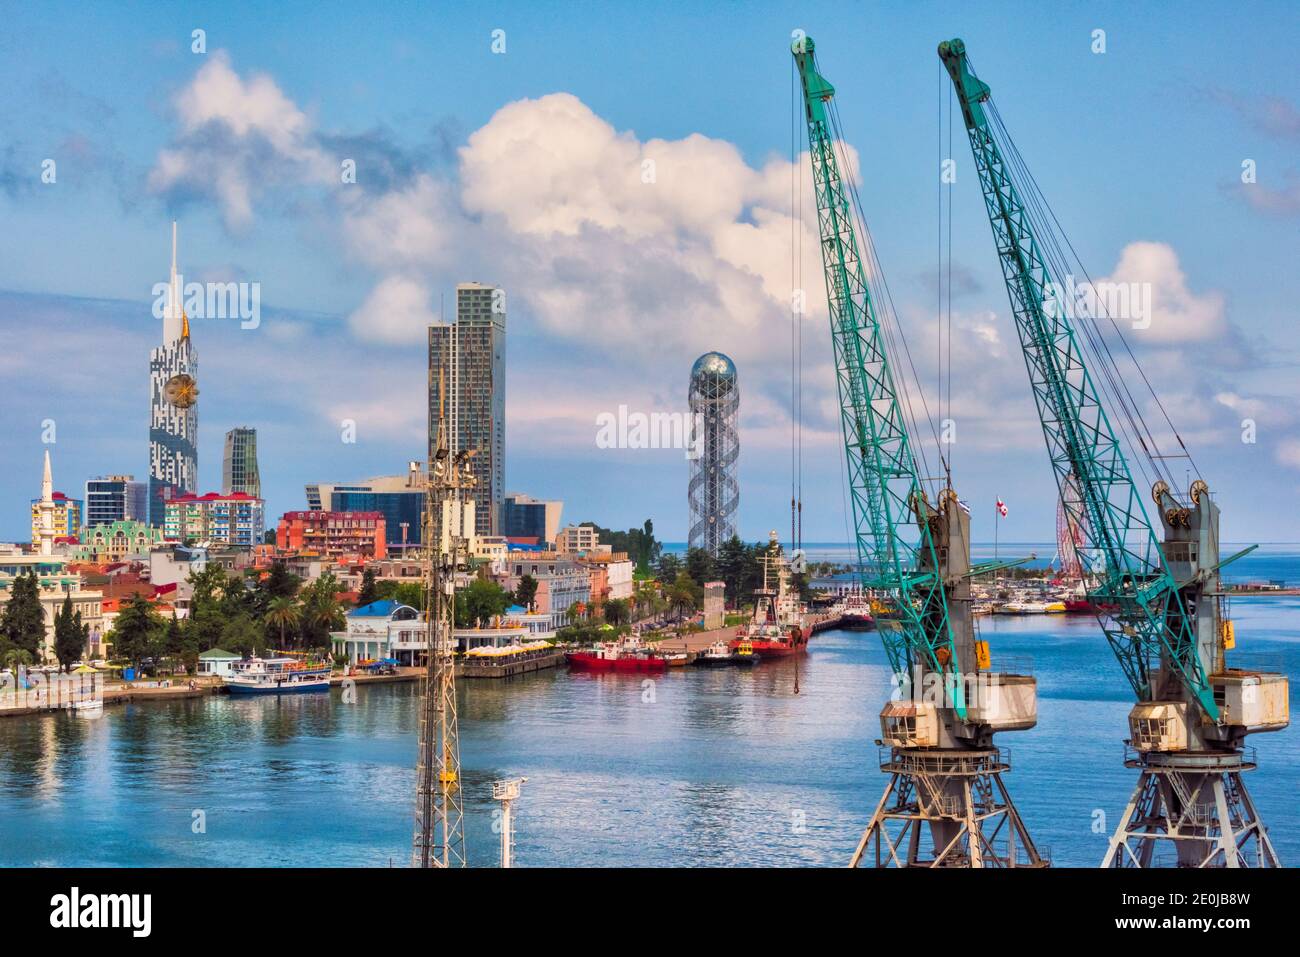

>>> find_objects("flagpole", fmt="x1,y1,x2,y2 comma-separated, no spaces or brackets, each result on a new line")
994,496,999,562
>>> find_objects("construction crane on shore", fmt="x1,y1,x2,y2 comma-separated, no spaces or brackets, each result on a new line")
793,35,1044,867
940,38,1290,867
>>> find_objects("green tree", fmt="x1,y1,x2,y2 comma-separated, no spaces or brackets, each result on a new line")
356,568,379,607
583,520,661,573
262,561,300,600
187,564,230,652
265,596,301,648
668,571,702,617
685,547,715,587
603,597,630,626
112,596,163,670
459,578,510,627
656,552,683,584
514,574,539,611
2,648,34,691
297,573,344,649
53,594,85,672
163,614,186,656
715,535,750,606
1,571,46,659
220,614,262,656
392,582,425,610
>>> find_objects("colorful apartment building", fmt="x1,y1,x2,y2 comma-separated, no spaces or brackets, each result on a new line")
164,492,265,548
73,520,167,561
276,511,387,560
30,491,82,543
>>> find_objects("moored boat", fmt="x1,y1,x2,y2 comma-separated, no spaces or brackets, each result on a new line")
225,656,331,695
730,532,809,658
693,639,760,667
837,593,875,629
566,638,668,674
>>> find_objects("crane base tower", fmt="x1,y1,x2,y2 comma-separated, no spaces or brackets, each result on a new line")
1103,749,1280,868
851,747,1047,868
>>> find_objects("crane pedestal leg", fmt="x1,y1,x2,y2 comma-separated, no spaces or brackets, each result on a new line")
1102,749,1280,868
850,747,1047,868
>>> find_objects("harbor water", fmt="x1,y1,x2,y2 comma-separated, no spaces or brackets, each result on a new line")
1,552,1297,867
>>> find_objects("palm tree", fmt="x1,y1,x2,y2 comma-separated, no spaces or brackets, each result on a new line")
265,596,301,649
2,648,34,695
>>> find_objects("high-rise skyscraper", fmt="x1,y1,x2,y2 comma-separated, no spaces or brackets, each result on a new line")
149,222,198,526
687,352,740,556
222,427,260,497
428,282,506,539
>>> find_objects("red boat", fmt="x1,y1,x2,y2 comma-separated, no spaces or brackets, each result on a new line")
733,624,808,658
1064,598,1118,614
566,639,668,673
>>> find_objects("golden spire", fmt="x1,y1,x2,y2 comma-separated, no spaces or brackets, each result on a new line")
181,310,190,339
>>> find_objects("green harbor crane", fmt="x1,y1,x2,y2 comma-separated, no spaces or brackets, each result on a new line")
941,37,1289,867
794,35,1044,867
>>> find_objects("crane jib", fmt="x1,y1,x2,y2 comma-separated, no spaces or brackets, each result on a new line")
938,37,1221,723
794,37,967,718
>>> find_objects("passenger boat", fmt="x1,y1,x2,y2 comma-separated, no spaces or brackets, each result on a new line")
566,638,667,674
225,656,331,695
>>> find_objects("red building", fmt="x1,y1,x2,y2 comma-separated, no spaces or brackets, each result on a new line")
276,511,387,560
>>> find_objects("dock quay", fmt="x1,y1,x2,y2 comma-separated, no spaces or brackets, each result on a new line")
456,649,566,679
0,676,217,718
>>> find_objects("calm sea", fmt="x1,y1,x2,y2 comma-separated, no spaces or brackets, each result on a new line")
0,547,1296,867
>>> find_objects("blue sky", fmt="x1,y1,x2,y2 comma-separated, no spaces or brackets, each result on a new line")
1,0,1298,545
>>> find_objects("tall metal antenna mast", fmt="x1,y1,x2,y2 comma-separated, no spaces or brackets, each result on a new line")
412,360,475,868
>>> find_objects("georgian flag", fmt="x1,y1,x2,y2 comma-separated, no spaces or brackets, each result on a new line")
996,498,1008,517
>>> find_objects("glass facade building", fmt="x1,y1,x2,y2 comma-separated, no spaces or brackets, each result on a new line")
428,283,506,540
222,427,260,497
306,471,426,548
85,475,148,526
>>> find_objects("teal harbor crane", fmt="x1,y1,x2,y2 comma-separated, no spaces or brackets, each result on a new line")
795,35,1044,867
941,38,1289,867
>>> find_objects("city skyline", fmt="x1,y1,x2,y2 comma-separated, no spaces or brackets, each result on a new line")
2,3,1298,546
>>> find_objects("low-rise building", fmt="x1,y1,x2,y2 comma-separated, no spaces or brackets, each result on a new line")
165,492,265,548
277,511,387,560
30,492,82,544
330,599,421,664
0,552,105,662
555,523,608,555
73,520,167,562
149,544,208,589
503,493,563,545
503,554,592,627
197,648,241,678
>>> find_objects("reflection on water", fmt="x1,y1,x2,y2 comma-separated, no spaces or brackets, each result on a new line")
0,596,1296,867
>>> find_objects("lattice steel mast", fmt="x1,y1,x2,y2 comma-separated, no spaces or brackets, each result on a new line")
412,361,474,868
941,38,1289,867
794,36,1043,867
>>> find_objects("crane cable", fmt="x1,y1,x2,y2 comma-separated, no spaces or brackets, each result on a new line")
971,65,1201,498
789,58,807,555
827,97,948,504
